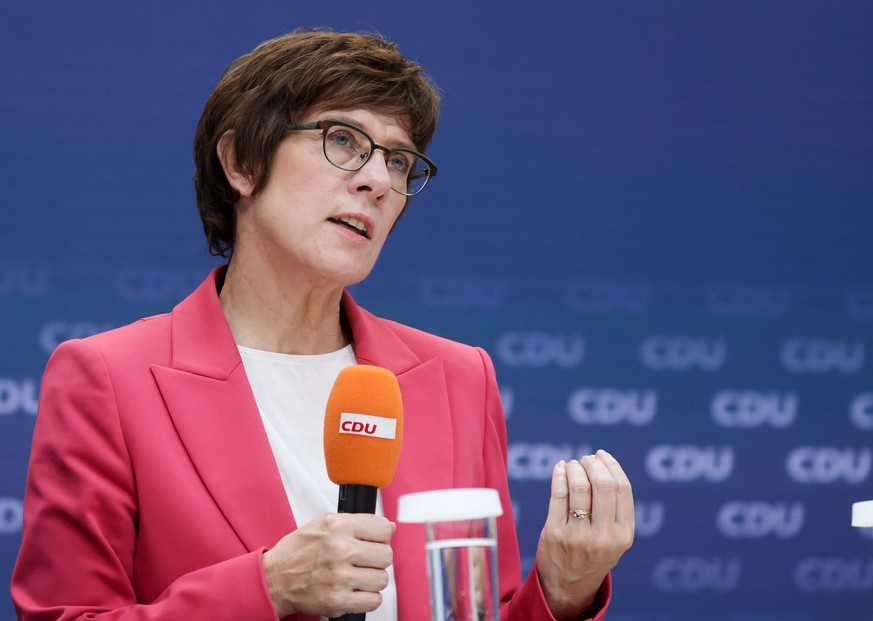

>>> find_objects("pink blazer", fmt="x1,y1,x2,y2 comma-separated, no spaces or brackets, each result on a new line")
12,267,610,620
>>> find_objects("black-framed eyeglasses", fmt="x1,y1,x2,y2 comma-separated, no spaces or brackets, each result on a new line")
288,119,437,196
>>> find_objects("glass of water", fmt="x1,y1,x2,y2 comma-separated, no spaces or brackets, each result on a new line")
398,488,503,621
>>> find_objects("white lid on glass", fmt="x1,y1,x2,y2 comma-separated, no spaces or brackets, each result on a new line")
852,500,873,527
397,488,503,523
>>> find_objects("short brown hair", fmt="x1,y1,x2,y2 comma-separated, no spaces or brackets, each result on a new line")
193,29,441,256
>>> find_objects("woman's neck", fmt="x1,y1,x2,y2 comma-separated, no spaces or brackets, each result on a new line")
218,258,350,355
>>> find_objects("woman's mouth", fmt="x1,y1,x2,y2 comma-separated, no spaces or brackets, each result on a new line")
329,216,370,239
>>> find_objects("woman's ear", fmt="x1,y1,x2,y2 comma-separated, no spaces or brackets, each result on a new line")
217,131,255,198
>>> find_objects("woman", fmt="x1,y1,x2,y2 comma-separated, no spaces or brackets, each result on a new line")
12,30,634,620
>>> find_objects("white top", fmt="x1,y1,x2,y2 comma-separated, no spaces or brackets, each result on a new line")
398,488,503,523
239,344,398,621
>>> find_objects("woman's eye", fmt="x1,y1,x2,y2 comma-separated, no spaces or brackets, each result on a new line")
329,130,356,149
388,153,412,174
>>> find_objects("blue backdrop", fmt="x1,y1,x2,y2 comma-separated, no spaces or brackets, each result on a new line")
2,2,872,620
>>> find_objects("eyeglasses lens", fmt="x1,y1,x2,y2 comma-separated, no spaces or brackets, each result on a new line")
322,124,430,196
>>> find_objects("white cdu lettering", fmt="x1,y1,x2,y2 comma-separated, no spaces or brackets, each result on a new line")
652,557,740,593
779,338,864,374
639,335,726,371
645,445,734,483
710,391,797,428
849,394,873,430
794,558,873,592
0,498,24,534
565,281,649,314
786,447,871,484
338,413,396,439
39,321,115,354
418,277,505,309
495,332,585,368
0,378,39,416
507,443,593,481
706,284,789,318
716,501,804,538
114,267,204,301
634,500,666,538
567,388,657,426
0,264,49,296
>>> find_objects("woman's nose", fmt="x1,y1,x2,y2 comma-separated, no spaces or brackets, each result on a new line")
352,149,393,198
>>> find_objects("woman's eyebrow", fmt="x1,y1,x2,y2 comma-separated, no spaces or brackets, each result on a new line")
327,114,418,151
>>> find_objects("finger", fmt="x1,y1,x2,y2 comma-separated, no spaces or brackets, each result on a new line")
339,586,384,616
347,565,391,594
566,459,592,521
596,449,634,528
349,515,395,544
544,460,570,527
350,540,394,570
581,454,616,527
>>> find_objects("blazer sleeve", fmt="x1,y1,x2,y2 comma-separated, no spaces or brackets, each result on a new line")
476,347,612,621
11,339,281,621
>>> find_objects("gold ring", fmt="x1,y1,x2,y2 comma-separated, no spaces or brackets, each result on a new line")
570,509,591,519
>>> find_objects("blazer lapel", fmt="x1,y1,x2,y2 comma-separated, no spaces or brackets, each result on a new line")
344,291,456,509
152,268,295,552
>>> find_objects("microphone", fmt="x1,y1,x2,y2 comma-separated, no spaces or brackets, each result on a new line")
323,364,404,621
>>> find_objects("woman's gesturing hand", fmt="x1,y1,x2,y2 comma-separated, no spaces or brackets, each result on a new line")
263,513,395,618
535,450,635,620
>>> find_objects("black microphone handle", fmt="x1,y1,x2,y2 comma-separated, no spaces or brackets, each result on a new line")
332,484,379,621
336,483,378,514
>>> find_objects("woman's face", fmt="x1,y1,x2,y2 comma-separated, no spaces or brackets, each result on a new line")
232,108,412,290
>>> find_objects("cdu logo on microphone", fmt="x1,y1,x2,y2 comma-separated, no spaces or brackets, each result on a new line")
338,412,397,439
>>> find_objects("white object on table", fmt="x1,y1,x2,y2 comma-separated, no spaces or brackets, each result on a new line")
851,500,873,527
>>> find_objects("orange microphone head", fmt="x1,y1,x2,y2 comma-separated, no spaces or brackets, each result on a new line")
324,365,404,489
